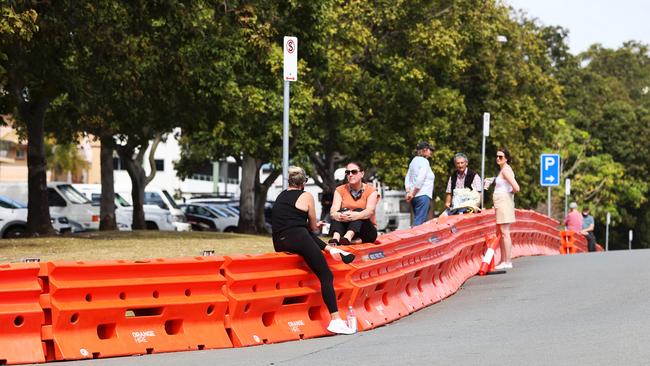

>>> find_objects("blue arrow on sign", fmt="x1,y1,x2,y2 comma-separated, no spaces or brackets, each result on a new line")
540,154,560,187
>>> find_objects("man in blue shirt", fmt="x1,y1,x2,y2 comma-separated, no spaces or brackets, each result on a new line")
580,207,596,252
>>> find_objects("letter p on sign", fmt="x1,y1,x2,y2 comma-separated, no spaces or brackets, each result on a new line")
545,157,555,170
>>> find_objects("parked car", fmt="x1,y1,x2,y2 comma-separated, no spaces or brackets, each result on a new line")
180,202,238,232
117,188,190,232
0,195,71,238
0,182,109,231
73,184,177,231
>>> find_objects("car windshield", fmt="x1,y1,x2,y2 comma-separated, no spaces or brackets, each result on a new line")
162,190,180,209
56,184,91,204
206,205,230,218
207,204,237,217
115,193,132,207
0,195,27,209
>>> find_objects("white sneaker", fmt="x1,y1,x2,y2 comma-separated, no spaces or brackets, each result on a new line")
494,262,513,270
327,318,356,335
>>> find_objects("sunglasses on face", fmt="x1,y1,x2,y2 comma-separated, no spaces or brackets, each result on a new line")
345,169,360,176
496,155,505,159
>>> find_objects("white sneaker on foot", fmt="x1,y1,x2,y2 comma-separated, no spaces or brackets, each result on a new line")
327,318,356,335
494,262,513,270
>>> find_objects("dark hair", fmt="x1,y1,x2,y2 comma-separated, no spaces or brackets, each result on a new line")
497,148,512,164
346,161,364,171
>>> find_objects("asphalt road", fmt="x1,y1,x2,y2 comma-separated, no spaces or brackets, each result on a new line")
50,249,650,366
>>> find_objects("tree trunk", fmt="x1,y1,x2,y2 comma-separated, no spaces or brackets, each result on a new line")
21,98,55,236
99,133,117,230
117,145,147,230
255,167,281,233
310,151,344,220
116,135,163,230
238,155,258,233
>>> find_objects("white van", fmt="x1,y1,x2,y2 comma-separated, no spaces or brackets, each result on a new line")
73,184,176,231
0,195,72,237
0,182,111,231
116,187,191,231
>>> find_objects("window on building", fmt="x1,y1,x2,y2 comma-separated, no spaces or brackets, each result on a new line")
113,157,124,170
227,162,239,183
155,159,165,172
15,148,25,160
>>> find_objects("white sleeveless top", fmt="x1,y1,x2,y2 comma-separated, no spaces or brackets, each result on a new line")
494,170,514,193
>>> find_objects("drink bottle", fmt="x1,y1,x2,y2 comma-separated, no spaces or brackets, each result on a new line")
347,306,357,332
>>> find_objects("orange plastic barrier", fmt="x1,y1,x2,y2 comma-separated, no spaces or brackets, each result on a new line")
0,263,46,365
40,257,231,361
0,208,574,365
343,214,497,331
224,253,354,346
559,230,578,254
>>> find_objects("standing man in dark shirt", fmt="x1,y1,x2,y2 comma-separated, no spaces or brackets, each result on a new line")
442,153,482,215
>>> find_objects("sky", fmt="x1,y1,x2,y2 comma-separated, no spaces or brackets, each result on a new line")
504,0,650,54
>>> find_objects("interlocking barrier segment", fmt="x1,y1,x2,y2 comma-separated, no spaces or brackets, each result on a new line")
0,209,591,364
0,263,46,365
560,230,577,254
40,257,231,361
224,253,354,346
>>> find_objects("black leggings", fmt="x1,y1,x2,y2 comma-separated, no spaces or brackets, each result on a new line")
331,217,378,244
273,227,337,313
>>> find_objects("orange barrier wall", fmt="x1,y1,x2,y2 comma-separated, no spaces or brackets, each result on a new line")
0,263,46,365
2,209,589,364
40,257,231,361
224,253,353,346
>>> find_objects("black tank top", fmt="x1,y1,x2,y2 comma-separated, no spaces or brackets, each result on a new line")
272,190,309,235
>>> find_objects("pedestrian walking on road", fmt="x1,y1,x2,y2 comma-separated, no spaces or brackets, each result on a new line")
404,141,435,226
493,148,520,270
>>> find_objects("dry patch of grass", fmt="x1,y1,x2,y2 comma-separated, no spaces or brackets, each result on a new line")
0,231,275,263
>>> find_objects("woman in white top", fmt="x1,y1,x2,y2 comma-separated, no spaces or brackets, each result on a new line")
493,148,520,270
404,141,435,226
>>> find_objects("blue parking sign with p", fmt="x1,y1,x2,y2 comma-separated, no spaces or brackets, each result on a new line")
540,154,560,186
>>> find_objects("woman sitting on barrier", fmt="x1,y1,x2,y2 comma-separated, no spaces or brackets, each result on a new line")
492,148,520,270
271,166,356,335
329,162,379,245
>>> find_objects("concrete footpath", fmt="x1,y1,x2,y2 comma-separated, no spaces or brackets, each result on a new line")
49,249,650,366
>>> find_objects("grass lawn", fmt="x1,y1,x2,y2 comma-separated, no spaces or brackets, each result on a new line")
0,231,276,263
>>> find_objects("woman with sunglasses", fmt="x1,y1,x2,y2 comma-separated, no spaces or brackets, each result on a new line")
493,148,520,270
329,162,379,245
272,166,356,334
405,141,435,226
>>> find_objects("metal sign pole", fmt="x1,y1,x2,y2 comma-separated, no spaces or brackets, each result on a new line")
282,36,298,190
605,212,611,251
629,230,633,250
547,187,551,217
564,178,570,219
282,81,290,190
481,113,489,210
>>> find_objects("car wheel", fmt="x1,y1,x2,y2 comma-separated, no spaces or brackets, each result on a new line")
224,226,237,233
145,221,159,230
4,225,28,238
